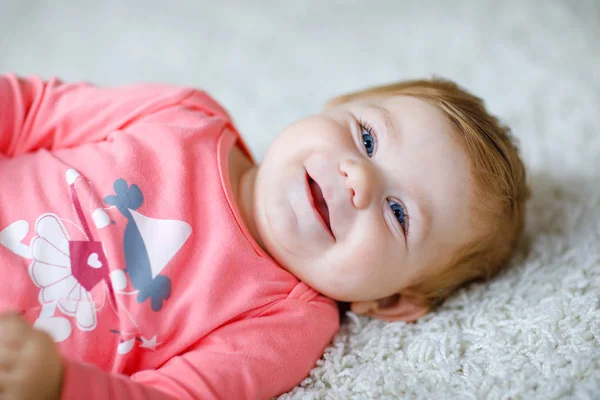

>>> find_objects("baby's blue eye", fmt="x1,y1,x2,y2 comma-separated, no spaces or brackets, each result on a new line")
388,199,407,231
362,129,375,157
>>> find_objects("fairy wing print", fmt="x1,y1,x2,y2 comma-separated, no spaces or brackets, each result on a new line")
0,168,119,343
29,214,100,332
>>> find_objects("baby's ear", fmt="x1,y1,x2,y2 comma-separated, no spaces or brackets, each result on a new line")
350,292,429,322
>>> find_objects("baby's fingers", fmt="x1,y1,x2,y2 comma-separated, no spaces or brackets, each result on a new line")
0,346,18,371
0,368,31,400
0,313,31,350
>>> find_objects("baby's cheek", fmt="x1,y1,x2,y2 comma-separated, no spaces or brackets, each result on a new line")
344,236,389,279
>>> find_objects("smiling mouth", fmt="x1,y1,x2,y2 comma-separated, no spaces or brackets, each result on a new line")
306,172,334,238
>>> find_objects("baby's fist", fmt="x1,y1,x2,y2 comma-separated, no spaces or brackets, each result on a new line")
0,314,63,400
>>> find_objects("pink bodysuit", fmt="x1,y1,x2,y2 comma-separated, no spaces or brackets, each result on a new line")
0,74,339,399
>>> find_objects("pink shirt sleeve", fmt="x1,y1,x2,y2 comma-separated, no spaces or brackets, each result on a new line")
61,299,339,400
0,73,202,156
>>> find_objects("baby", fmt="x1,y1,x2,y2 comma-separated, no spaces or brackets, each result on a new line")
0,74,528,399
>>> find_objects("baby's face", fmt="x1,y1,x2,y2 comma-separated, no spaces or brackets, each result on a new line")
253,95,476,302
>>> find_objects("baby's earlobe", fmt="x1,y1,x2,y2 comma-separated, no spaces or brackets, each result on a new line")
376,294,400,308
350,301,379,315
351,293,429,322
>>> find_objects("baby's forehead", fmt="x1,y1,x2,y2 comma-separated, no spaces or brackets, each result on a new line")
342,94,446,121
363,96,454,136
377,94,440,112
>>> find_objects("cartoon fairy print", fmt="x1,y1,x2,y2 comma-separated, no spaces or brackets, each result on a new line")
104,178,192,312
29,213,107,335
0,169,117,342
0,170,192,353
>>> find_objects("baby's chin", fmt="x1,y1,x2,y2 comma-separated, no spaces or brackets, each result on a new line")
279,262,368,302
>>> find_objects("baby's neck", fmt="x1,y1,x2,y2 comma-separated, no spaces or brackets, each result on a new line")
228,144,264,251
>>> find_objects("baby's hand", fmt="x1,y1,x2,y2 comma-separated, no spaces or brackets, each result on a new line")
0,314,63,400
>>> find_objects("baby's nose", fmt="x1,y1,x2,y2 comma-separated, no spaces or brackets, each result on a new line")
339,159,376,209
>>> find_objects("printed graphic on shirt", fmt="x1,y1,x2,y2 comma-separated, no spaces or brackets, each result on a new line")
0,170,192,355
104,178,192,312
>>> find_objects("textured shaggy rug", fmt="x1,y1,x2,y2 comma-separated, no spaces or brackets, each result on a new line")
1,1,598,398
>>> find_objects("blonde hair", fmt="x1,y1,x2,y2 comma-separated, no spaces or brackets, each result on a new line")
329,78,529,311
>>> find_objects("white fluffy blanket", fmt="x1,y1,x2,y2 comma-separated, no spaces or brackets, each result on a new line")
1,0,598,398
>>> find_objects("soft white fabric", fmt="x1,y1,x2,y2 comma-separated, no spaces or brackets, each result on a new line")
1,0,598,398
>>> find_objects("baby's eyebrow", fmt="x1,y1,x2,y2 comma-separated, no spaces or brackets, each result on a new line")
368,104,397,140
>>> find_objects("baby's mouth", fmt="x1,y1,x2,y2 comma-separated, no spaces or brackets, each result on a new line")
307,174,333,238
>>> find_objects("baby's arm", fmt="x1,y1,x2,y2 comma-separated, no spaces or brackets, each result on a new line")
0,313,175,400
0,74,113,156
123,299,339,399
0,299,338,400
0,74,198,157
